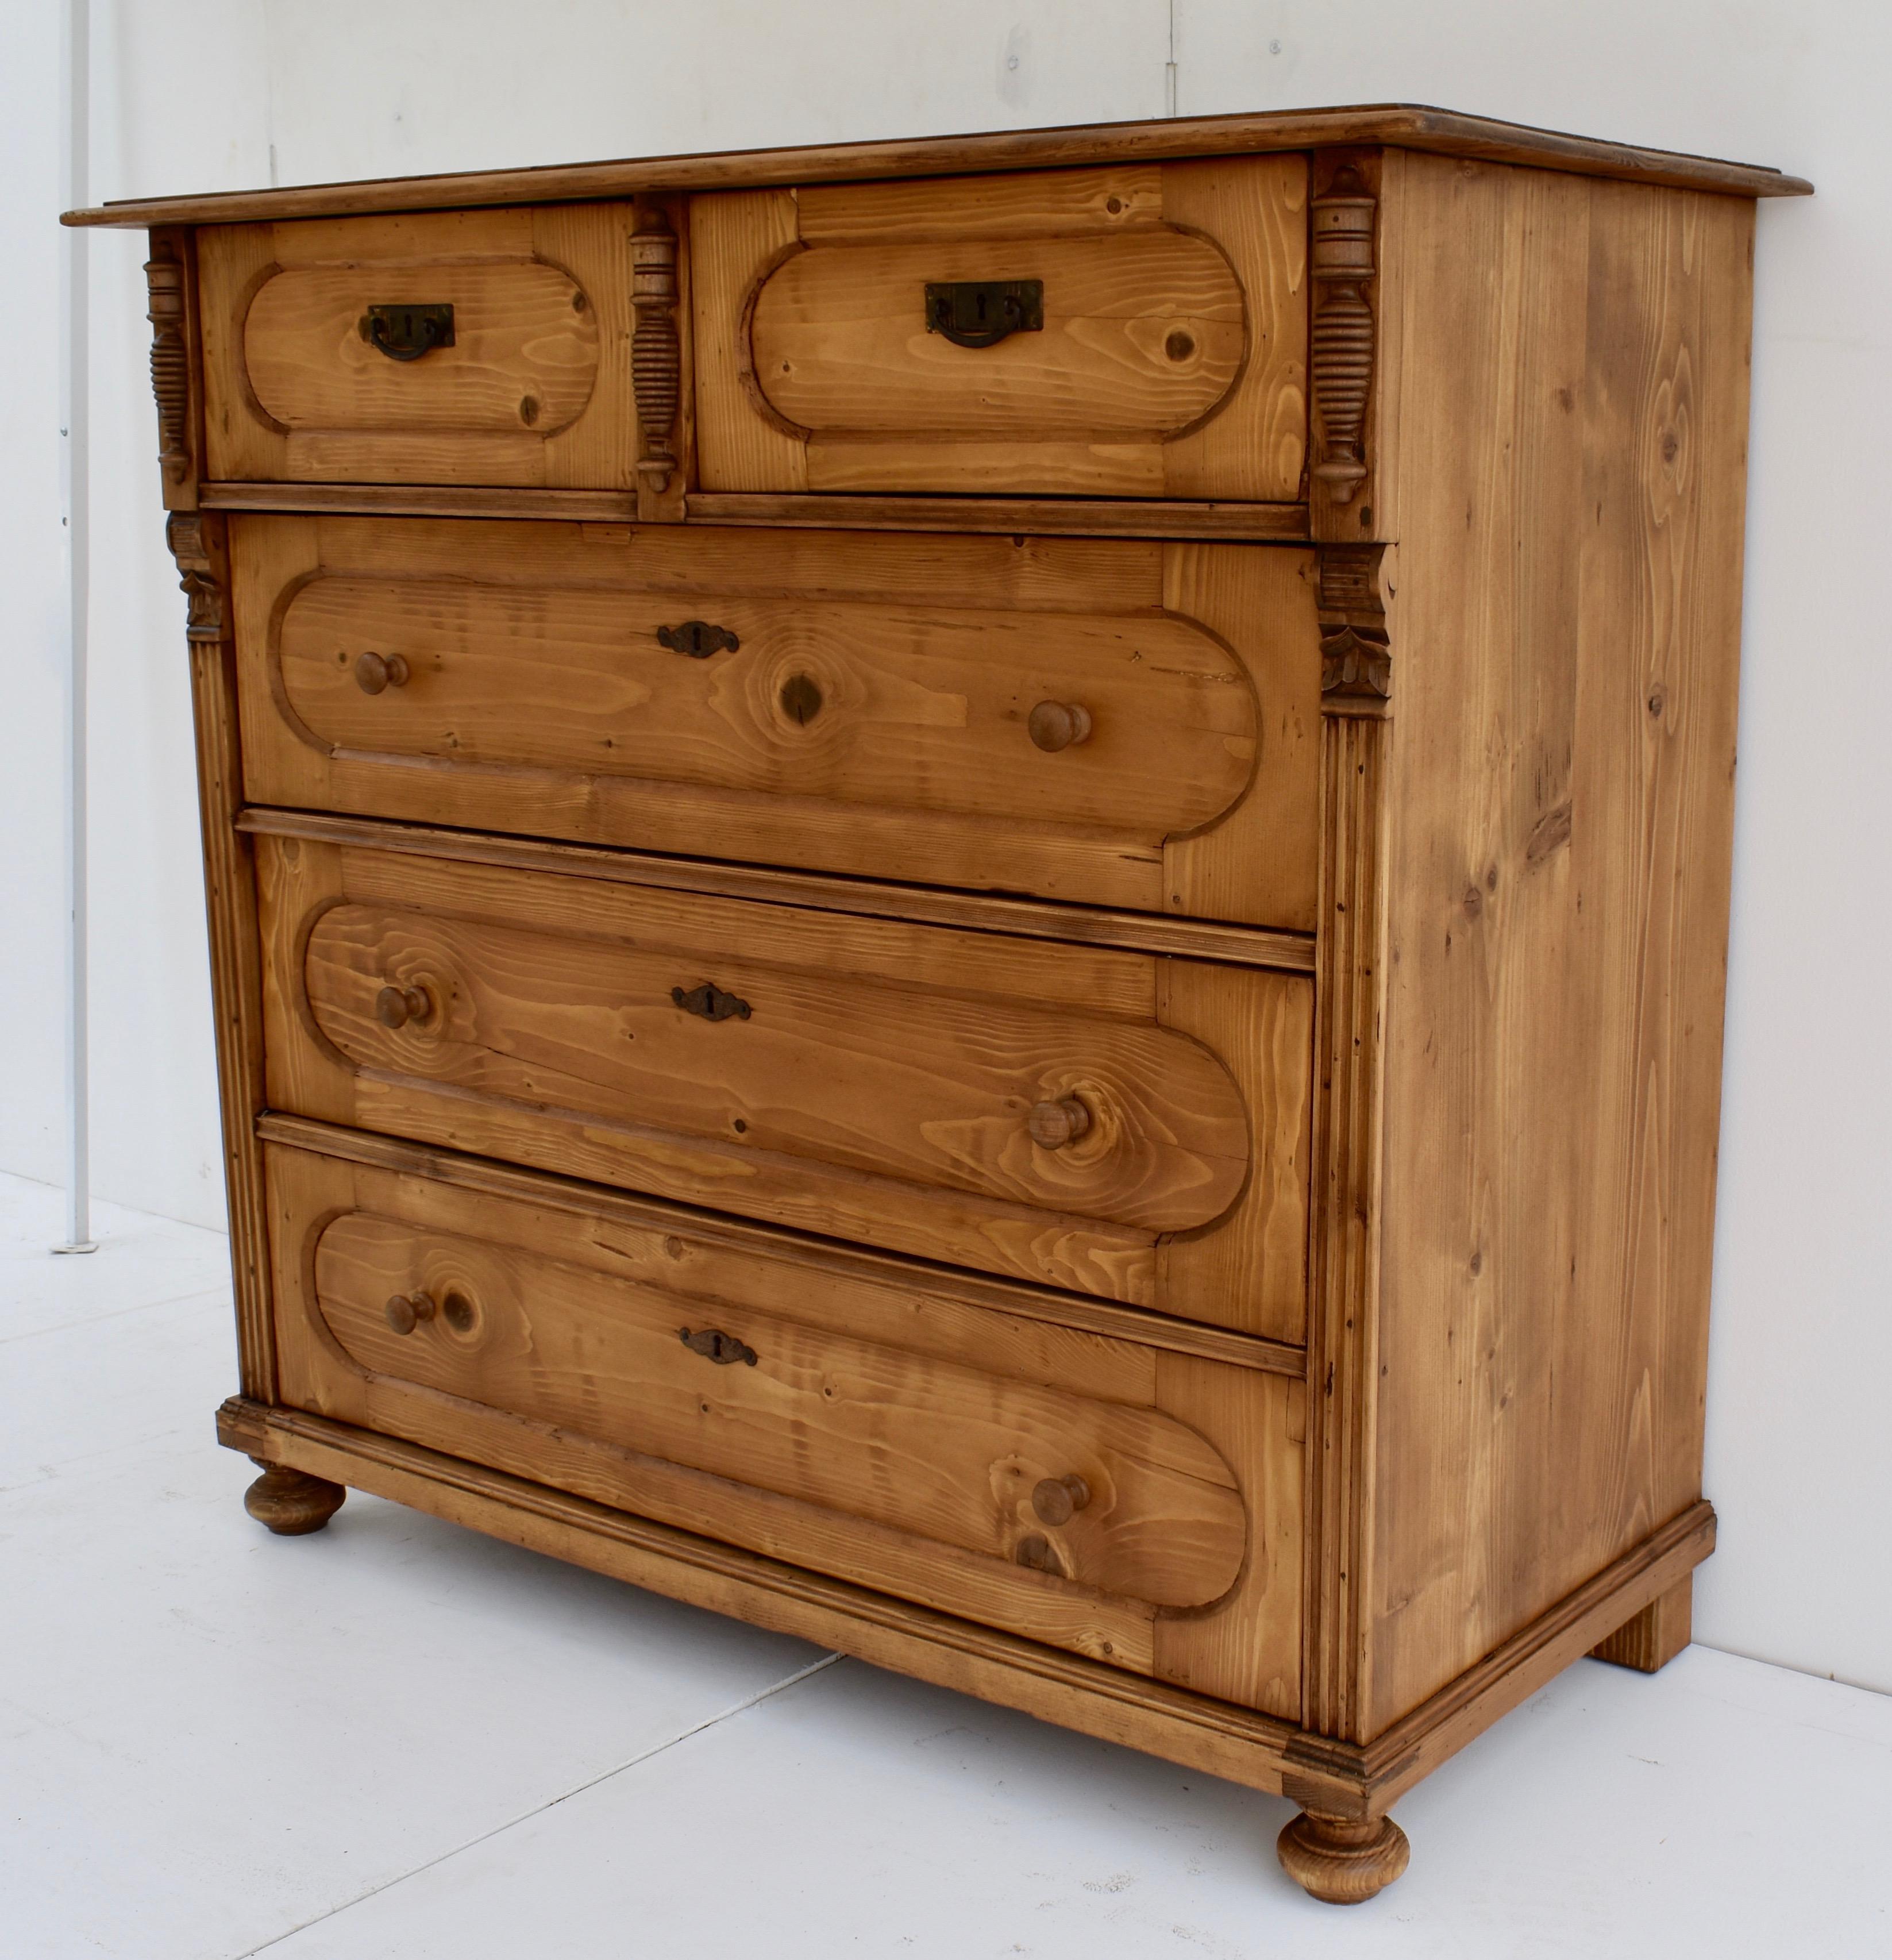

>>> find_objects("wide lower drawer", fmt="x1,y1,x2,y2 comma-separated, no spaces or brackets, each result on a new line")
256,833,1312,1342
265,1136,1303,1710
230,513,1320,930
691,159,1308,500
198,205,639,488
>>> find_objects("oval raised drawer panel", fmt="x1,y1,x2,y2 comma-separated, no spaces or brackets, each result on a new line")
263,1142,1307,1701
232,514,1321,930
752,232,1245,440
310,1211,1246,1610
276,575,1254,838
302,902,1249,1233
692,159,1309,499
197,207,638,486
257,836,1315,1337
244,260,600,434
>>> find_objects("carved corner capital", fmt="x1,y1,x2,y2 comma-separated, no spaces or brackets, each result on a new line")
1317,542,1391,703
1310,161,1378,517
165,512,226,644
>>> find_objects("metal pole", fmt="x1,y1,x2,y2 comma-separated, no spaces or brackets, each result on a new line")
53,0,96,1256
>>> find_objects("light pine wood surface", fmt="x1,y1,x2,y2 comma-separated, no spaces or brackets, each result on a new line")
256,834,1314,1337
65,102,1810,231
267,1141,1304,1707
230,513,1320,929
103,108,1787,1905
198,207,638,488
1358,155,1752,1739
693,160,1307,501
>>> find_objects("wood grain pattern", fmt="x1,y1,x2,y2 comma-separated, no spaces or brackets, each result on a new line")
297,899,1250,1230
230,513,1319,928
195,479,1313,540
265,1143,1301,1700
1361,155,1753,1736
68,103,1812,230
217,1393,1714,1816
1347,1501,1715,1808
755,230,1244,437
1301,704,1390,1739
273,579,1254,837
693,160,1307,501
1156,959,1314,1346
309,1209,1246,1609
1152,1360,1304,1712
171,512,277,1403
256,835,1313,1330
112,111,1786,1897
1590,1574,1692,1672
1161,542,1320,930
256,1111,1309,1378
236,807,1317,973
198,206,636,488
684,492,1309,540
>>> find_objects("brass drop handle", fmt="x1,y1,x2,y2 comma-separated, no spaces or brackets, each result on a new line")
354,650,410,695
384,1290,437,1335
1031,1474,1092,1527
375,983,431,1029
1028,1096,1092,1149
1028,700,1092,752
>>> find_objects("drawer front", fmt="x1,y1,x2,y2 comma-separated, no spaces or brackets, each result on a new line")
267,1141,1304,1711
258,837,1313,1342
692,160,1307,500
199,207,637,487
233,514,1320,931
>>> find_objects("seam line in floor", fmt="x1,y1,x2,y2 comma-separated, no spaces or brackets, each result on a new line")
233,1649,846,1958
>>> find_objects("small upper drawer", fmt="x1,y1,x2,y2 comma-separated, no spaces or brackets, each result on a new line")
231,513,1320,931
692,160,1307,500
197,206,637,487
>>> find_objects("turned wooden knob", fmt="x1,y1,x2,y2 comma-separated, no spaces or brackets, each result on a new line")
1028,700,1092,752
354,650,411,694
1031,1473,1092,1526
384,1290,438,1335
1027,1096,1092,1148
375,983,431,1029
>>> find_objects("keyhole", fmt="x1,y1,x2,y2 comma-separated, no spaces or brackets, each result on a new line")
780,673,823,725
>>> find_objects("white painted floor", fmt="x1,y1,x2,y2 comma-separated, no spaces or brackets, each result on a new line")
4,1170,1889,1960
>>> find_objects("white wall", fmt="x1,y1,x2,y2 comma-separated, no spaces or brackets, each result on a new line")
3,2,1885,1695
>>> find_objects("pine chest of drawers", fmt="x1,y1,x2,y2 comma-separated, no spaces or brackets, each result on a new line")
70,105,1810,1904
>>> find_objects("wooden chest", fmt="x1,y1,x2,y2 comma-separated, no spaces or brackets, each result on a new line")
70,103,1810,1905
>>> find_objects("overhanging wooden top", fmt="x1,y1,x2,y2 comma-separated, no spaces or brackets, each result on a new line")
62,102,1810,228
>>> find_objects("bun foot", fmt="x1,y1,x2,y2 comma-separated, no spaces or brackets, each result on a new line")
1277,1809,1410,1904
244,1459,345,1536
